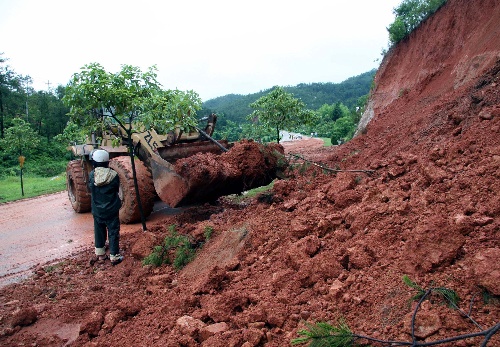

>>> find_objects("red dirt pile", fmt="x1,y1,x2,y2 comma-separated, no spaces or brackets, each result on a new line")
171,140,285,206
1,0,499,346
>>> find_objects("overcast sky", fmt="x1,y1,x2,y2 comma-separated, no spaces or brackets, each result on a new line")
0,0,401,101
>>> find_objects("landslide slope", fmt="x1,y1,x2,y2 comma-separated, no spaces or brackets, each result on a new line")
1,0,499,346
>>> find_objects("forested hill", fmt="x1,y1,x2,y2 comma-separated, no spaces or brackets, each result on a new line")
201,69,376,123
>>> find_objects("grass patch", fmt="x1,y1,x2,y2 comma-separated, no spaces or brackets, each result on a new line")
0,173,67,203
320,137,332,147
143,225,196,270
244,181,275,197
224,181,275,204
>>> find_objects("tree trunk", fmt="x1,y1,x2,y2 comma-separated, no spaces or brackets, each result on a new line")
127,135,147,231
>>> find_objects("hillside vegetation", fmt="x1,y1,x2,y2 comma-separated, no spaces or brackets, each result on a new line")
201,69,375,124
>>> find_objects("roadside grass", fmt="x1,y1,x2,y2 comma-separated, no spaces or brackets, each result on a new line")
320,137,332,146
0,173,67,203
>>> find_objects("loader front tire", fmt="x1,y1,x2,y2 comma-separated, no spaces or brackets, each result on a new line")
66,160,91,213
109,156,155,224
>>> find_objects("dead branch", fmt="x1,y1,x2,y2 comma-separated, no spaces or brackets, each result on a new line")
288,153,375,175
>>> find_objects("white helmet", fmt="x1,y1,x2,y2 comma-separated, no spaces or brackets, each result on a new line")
91,149,109,163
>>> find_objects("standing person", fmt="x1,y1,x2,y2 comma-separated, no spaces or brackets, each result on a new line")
88,149,124,266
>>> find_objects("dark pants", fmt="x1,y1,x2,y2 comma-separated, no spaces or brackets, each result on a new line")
94,214,120,256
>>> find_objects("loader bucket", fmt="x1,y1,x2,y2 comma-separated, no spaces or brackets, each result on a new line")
150,153,190,207
151,140,286,208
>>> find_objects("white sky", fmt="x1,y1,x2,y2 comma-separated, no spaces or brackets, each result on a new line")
0,0,401,101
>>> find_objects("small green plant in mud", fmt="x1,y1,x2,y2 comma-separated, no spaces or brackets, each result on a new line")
172,241,196,270
482,289,500,305
273,149,288,170
44,265,57,273
224,181,275,204
354,176,363,185
291,276,497,346
44,261,66,273
402,275,460,308
204,226,214,240
298,161,311,175
143,225,196,270
292,319,356,346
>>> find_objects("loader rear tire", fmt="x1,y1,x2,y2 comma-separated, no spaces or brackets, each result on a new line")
109,156,155,224
66,160,91,213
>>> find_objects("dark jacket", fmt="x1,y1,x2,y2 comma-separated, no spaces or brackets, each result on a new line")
88,167,121,220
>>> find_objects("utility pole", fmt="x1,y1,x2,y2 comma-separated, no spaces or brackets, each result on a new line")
46,80,51,93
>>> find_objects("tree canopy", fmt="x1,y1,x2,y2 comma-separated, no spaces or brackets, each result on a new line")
63,63,202,138
387,0,447,45
248,86,316,143
0,117,40,157
1,53,24,138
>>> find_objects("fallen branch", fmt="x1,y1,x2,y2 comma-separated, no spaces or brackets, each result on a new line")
288,153,375,175
292,278,500,347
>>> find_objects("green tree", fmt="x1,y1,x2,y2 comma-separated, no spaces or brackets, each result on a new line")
331,102,350,121
248,86,316,143
63,63,201,230
0,118,41,195
0,117,40,156
387,0,447,45
26,89,69,141
330,116,356,145
296,101,354,139
316,104,334,122
0,54,25,138
141,88,201,135
53,120,87,146
52,86,71,136
213,117,241,142
240,122,275,143
388,16,407,44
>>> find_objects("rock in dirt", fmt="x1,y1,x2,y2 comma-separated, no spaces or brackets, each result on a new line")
199,322,229,341
10,307,37,327
472,248,500,295
176,315,205,338
80,311,104,337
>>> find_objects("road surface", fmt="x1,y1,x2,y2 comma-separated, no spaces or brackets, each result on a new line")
0,191,179,287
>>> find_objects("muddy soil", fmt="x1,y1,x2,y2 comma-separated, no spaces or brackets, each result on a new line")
0,194,184,288
168,140,285,207
0,0,499,346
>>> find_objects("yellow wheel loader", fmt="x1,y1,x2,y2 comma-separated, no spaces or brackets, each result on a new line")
66,114,284,223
